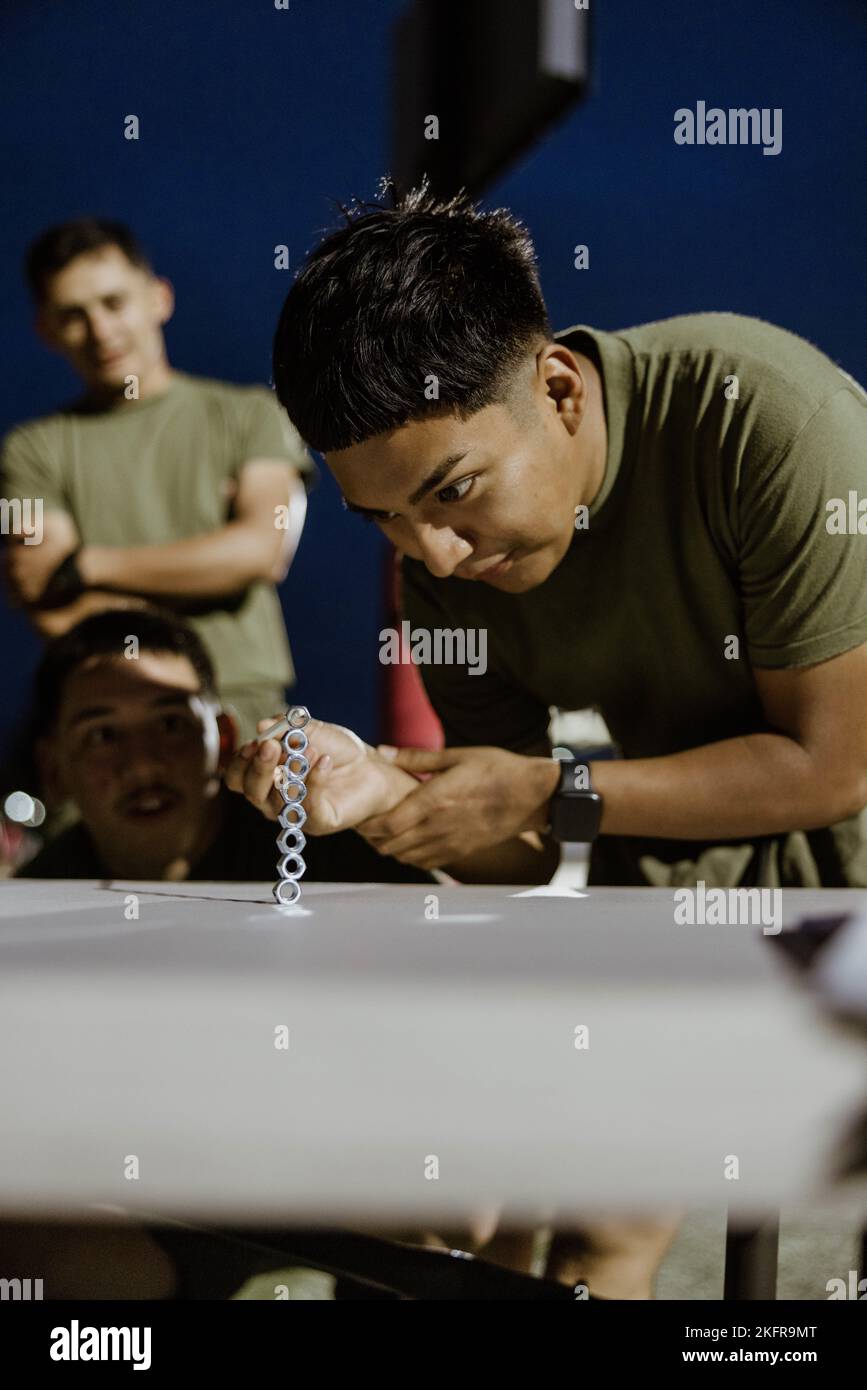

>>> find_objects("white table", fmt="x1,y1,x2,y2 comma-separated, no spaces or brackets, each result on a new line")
2,880,865,1296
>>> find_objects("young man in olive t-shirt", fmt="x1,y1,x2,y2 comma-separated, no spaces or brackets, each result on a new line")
1,218,313,737
228,186,867,1298
232,188,867,893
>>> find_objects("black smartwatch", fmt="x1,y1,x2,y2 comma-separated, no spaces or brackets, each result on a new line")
549,758,604,843
38,548,86,609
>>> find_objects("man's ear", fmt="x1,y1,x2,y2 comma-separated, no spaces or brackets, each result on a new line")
33,310,59,354
539,345,587,428
216,710,238,772
152,276,175,327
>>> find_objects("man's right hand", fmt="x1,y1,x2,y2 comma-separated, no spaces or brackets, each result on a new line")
225,717,416,834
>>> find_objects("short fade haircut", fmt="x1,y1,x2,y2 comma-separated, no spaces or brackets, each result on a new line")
34,607,217,732
25,217,152,303
272,182,551,452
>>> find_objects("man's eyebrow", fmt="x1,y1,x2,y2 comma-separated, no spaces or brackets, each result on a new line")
54,291,124,314
342,498,385,518
342,452,470,518
407,452,468,507
67,693,196,727
68,705,114,727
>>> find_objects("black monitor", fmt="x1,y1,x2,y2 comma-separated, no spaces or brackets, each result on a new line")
393,0,591,197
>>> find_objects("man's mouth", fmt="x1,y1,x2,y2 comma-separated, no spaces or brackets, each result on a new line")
461,550,518,581
119,786,183,819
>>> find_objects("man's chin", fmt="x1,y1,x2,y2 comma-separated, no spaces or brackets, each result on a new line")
83,363,135,394
98,830,193,881
482,550,556,593
106,858,182,882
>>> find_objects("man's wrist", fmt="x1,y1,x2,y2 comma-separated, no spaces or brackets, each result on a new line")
369,749,420,814
522,757,563,833
36,548,86,610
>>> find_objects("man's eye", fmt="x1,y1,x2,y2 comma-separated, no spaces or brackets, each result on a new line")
436,476,475,505
158,713,190,735
103,296,124,310
83,725,116,748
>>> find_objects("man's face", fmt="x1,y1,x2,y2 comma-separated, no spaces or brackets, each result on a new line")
36,246,173,394
328,345,604,593
40,652,222,879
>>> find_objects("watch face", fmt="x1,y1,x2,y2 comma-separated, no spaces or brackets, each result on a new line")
551,790,603,843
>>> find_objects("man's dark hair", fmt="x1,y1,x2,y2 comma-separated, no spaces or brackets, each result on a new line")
25,218,152,303
272,183,551,452
34,607,217,731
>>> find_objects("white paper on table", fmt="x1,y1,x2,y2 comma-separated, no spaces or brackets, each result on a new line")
510,885,588,899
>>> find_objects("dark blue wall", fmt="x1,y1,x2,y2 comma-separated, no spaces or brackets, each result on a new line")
2,0,865,756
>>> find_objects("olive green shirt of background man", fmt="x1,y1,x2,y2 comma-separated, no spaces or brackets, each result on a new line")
1,373,315,737
402,313,867,889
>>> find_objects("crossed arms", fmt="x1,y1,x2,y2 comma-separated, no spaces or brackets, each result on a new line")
4,458,306,638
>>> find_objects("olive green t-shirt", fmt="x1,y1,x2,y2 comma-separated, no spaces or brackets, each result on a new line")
1,373,314,719
402,313,867,888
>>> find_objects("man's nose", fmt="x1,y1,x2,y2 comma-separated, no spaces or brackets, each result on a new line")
85,309,116,346
121,729,168,774
411,522,472,579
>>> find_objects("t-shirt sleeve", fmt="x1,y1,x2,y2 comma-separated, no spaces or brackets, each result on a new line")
238,387,317,489
739,384,867,669
0,422,70,514
401,559,551,754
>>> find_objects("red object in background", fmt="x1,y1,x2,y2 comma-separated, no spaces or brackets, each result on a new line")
382,553,444,750
0,817,36,876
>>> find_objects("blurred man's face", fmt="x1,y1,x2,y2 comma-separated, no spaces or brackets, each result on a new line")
36,246,173,395
40,652,223,880
327,344,606,594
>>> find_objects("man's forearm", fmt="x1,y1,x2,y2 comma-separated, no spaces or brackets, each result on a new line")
29,591,149,639
78,521,283,600
575,732,863,840
443,832,560,885
447,727,852,878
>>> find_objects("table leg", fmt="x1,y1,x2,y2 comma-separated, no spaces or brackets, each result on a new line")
723,1213,780,1300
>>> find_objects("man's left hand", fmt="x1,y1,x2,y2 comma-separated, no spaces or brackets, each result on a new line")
5,533,78,606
